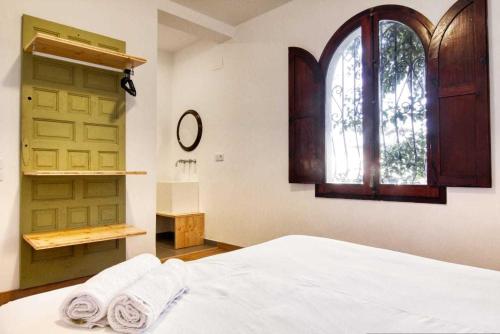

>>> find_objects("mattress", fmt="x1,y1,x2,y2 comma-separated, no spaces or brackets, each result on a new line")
1,235,499,333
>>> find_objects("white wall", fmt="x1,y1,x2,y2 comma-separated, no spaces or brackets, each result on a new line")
163,0,500,271
0,0,162,291
157,50,174,182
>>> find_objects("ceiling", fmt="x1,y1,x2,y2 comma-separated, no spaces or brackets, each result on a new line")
170,0,291,26
158,0,291,52
158,24,199,53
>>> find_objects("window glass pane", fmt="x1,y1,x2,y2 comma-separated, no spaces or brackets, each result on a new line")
379,20,427,185
326,28,363,184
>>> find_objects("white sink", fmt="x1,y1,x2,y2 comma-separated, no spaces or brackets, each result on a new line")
156,181,199,214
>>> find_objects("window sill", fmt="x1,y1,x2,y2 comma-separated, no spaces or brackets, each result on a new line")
315,184,447,204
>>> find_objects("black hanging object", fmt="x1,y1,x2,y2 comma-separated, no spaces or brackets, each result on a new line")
121,69,136,96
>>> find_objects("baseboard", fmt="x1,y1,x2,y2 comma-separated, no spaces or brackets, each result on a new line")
215,241,242,251
203,238,242,251
0,275,91,306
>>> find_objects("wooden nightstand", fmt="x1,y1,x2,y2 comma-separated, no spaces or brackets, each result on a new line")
156,212,204,249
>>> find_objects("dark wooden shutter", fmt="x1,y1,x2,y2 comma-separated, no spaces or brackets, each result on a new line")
427,0,491,187
289,47,325,184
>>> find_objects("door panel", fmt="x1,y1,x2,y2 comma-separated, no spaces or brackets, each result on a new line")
20,15,127,288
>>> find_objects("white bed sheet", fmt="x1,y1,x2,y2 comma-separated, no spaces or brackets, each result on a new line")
1,235,499,333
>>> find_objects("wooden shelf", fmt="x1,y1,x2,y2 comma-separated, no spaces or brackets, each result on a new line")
156,211,203,218
24,33,147,70
156,212,204,249
23,224,146,250
23,170,147,176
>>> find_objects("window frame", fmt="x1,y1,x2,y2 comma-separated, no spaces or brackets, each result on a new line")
315,5,447,204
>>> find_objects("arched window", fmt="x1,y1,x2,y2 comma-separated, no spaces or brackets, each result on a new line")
289,1,491,203
377,21,427,185
317,6,445,202
325,28,363,184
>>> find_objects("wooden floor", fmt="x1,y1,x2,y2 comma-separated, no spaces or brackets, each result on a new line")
0,237,240,306
156,233,226,262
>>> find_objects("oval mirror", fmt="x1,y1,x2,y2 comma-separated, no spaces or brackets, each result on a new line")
177,110,203,152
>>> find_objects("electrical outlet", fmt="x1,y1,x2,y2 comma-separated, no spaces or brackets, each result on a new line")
215,153,224,162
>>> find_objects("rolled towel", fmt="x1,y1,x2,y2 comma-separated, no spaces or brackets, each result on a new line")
60,253,161,328
107,258,188,334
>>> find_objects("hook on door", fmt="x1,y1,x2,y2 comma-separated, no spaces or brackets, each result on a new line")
120,69,137,96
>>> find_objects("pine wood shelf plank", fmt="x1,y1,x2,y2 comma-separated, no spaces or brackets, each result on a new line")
23,224,146,250
24,33,147,70
23,170,147,176
156,211,204,218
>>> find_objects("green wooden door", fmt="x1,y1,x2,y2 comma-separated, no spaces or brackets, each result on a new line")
20,15,128,288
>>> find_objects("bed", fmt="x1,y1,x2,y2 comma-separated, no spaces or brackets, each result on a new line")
1,235,499,333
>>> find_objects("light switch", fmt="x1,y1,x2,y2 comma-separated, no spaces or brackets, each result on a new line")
215,153,224,162
0,158,3,169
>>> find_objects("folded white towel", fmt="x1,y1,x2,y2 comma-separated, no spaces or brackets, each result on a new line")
60,253,161,328
107,258,188,334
